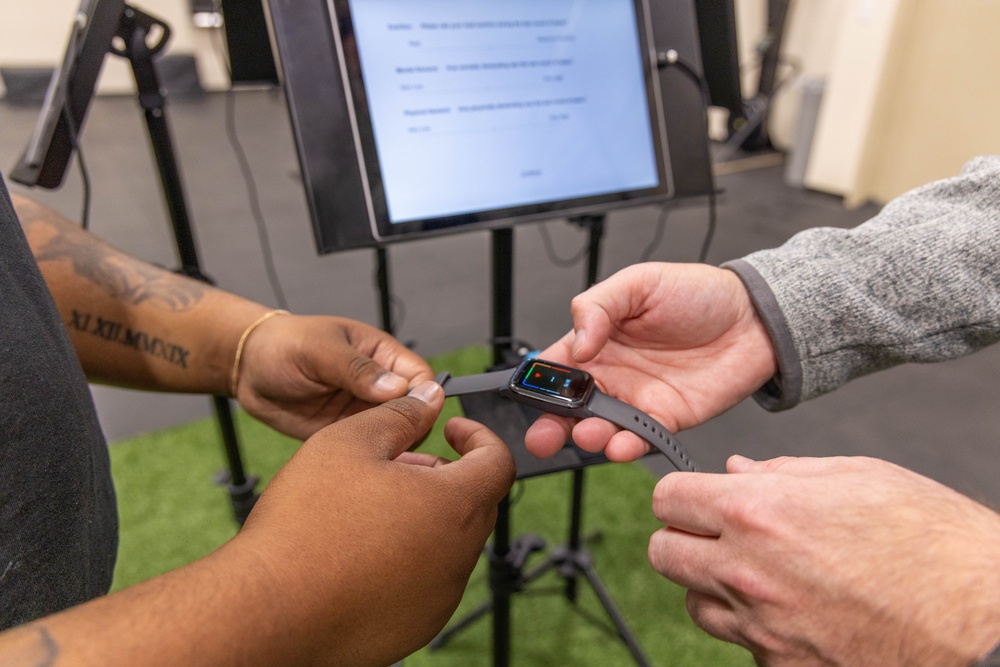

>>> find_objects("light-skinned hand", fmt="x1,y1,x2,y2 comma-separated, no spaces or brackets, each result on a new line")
650,455,1000,666
525,262,777,461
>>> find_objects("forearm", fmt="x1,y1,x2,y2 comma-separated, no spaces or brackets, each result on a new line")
14,194,271,395
725,155,1000,408
0,537,342,667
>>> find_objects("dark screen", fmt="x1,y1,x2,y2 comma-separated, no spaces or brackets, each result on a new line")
220,0,279,85
515,360,591,401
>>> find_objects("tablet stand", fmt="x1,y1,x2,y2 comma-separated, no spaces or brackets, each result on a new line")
428,218,652,666
117,7,261,524
12,2,258,524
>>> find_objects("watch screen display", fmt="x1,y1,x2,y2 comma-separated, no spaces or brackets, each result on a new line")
513,360,592,403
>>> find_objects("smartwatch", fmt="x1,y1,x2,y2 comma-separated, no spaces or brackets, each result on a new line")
436,357,697,473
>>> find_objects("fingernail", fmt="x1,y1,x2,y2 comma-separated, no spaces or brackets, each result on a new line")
407,381,440,404
572,329,587,358
375,372,405,393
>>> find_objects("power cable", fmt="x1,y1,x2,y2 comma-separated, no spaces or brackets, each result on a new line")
657,49,718,263
210,22,290,309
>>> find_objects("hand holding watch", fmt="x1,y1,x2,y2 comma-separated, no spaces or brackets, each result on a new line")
436,357,697,473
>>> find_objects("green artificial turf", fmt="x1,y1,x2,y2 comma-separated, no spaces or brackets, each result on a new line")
109,345,752,666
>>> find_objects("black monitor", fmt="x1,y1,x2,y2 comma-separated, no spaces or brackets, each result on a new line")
693,0,743,121
269,0,712,253
219,0,279,85
10,0,125,189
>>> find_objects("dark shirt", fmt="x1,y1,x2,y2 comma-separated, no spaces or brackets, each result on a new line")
0,177,117,629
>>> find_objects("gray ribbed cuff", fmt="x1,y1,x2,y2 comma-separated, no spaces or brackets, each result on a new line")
977,640,1000,667
721,259,803,411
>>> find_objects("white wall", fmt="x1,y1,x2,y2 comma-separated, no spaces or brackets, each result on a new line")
0,0,231,96
9,1,986,207
806,0,1000,205
707,0,848,152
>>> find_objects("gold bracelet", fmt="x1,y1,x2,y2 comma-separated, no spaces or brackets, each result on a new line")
230,309,290,397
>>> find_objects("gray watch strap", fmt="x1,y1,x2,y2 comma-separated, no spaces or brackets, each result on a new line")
586,389,697,472
438,368,513,397
437,366,698,473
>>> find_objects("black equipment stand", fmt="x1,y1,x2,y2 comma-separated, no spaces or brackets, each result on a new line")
113,6,260,525
12,1,258,524
717,0,792,160
430,219,651,666
376,247,394,334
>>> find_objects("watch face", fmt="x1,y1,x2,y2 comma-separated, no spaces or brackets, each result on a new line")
510,359,594,407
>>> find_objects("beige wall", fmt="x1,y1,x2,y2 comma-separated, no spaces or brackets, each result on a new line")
8,1,989,207
4,0,842,137
861,0,1000,203
712,0,847,150
0,0,231,96
806,0,1000,205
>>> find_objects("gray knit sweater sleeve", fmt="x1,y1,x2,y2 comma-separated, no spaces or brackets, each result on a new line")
723,155,1000,410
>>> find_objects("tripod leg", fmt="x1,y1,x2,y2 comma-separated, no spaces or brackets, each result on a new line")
212,396,258,524
428,599,492,650
565,469,586,602
576,557,652,667
117,6,259,526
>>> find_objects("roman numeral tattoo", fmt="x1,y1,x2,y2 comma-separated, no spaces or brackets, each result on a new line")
70,311,191,369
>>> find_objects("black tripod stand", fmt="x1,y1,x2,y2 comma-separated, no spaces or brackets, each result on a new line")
430,219,652,666
12,0,258,524
107,5,260,524
714,0,792,162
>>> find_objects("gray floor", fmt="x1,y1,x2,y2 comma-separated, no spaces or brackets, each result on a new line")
2,90,999,507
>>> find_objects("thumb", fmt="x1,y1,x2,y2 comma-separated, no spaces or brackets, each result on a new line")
569,293,614,363
316,381,444,461
569,263,659,362
333,348,410,402
442,418,516,508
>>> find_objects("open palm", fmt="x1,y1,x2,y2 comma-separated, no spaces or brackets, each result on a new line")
524,263,777,461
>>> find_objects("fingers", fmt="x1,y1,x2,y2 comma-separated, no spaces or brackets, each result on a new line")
727,454,885,476
524,415,650,462
685,589,743,647
648,526,719,589
314,381,444,461
651,472,730,536
311,320,433,403
393,451,450,468
599,427,651,462
340,350,412,403
442,418,516,506
523,413,574,458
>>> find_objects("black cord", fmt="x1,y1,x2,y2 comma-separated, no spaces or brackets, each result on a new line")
657,50,718,264
391,294,407,335
61,104,92,230
486,336,537,361
538,222,590,267
638,200,671,263
658,51,712,119
372,259,408,334
222,88,289,310
209,22,289,309
507,479,526,508
698,185,717,263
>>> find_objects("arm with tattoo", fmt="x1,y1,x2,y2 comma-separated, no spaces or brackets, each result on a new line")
12,194,436,440
13,194,271,396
